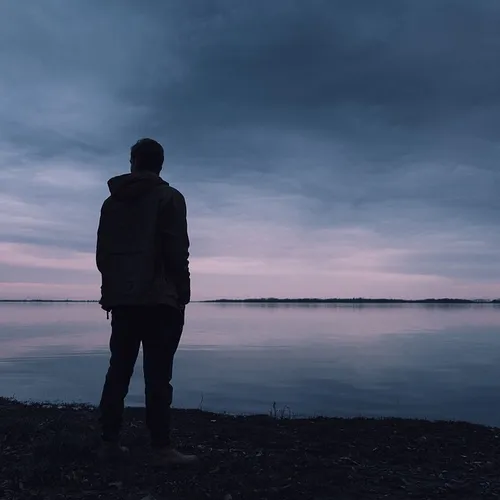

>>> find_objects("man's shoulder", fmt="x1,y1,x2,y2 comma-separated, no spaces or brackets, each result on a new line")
159,182,184,196
158,184,186,205
100,195,113,211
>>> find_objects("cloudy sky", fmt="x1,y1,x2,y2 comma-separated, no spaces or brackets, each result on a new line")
0,0,499,301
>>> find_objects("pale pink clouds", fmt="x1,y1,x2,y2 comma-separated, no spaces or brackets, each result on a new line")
0,243,94,271
1,222,499,301
0,162,499,302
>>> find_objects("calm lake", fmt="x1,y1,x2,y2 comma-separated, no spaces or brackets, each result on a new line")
1,302,500,426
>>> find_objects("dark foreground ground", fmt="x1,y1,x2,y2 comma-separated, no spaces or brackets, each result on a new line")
1,398,500,500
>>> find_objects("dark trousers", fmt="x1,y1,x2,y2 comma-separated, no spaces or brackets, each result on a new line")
99,305,184,448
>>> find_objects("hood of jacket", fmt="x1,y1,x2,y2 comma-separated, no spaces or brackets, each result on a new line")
107,171,169,201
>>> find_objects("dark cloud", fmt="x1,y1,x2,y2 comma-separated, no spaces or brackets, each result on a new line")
0,0,499,298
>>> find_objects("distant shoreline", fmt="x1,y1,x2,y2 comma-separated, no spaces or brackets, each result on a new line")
0,299,99,303
1,298,499,304
201,298,500,304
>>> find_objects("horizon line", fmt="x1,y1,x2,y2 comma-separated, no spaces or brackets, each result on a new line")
0,297,499,304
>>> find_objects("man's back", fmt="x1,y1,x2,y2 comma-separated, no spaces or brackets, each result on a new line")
97,170,190,311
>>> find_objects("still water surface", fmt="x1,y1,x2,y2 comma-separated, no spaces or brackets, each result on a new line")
1,302,500,426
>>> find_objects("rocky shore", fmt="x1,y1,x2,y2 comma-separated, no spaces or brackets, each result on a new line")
1,397,499,499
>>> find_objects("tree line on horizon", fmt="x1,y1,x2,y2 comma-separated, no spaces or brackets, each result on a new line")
1,297,499,304
204,297,500,304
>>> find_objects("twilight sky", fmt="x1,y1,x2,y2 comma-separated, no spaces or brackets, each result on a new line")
0,0,499,300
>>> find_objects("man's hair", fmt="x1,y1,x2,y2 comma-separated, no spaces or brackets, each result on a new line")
130,138,164,173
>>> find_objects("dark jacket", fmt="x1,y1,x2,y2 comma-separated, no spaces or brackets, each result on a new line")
96,171,190,311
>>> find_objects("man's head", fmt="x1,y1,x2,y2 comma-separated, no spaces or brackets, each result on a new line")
130,138,164,174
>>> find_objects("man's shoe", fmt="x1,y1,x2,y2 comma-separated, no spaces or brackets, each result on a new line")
97,441,130,461
150,447,198,467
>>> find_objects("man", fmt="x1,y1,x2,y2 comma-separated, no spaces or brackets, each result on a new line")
96,138,197,466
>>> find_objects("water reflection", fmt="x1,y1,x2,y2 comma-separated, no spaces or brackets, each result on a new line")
1,303,500,425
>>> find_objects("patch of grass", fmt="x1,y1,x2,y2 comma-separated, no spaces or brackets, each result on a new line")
269,401,293,419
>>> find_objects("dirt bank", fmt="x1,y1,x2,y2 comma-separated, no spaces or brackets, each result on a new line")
1,397,499,499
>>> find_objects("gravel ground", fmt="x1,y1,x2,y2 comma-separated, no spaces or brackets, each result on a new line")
1,397,500,499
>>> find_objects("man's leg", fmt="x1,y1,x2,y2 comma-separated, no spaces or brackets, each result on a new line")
142,305,196,465
99,307,141,443
142,305,182,448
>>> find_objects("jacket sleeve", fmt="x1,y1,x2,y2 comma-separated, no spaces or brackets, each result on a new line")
159,189,191,305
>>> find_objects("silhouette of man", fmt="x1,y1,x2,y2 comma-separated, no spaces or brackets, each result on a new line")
96,138,197,466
